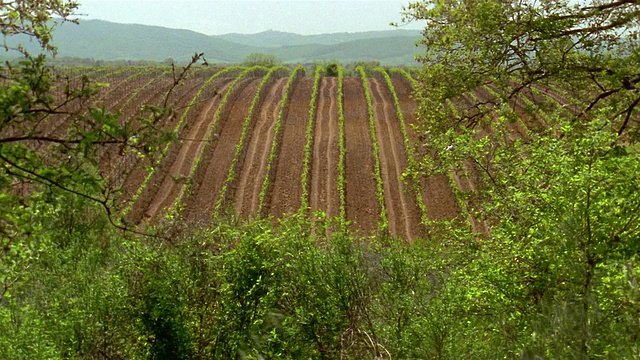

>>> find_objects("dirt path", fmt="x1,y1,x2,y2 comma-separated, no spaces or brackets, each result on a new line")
182,78,261,223
234,78,288,218
310,77,341,219
268,78,314,218
392,78,460,222
142,79,234,221
369,78,423,240
343,77,379,235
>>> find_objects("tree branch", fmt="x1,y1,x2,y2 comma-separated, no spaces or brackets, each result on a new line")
0,153,166,240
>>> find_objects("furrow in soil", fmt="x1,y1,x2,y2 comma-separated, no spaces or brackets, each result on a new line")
310,77,340,218
234,77,288,218
181,77,261,223
343,77,379,235
267,78,314,218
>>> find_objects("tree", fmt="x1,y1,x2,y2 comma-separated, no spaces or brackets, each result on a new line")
242,52,282,67
401,0,640,357
0,1,203,307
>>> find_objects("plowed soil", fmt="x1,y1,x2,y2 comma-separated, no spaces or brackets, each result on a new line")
142,79,234,220
182,77,262,222
42,69,502,241
343,77,380,235
391,78,460,222
126,77,221,224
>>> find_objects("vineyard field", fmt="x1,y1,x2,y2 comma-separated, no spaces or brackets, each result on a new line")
50,66,482,240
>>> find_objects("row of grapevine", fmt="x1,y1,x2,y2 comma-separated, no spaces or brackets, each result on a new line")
44,67,151,141
482,84,549,136
173,65,262,216
389,68,418,89
96,68,160,109
52,67,110,97
257,65,305,216
118,69,172,120
447,100,471,225
375,68,429,229
356,66,388,231
531,83,584,117
444,97,482,234
337,66,347,221
121,66,238,218
214,66,287,215
300,66,323,211
464,88,529,142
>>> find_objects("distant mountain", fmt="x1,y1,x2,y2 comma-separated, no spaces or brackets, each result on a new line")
270,36,421,64
219,29,422,48
4,20,422,65
51,20,254,63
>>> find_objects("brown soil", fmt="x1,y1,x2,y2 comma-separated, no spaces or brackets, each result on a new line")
141,79,234,221
182,77,262,222
343,77,379,236
267,78,314,218
47,70,142,139
101,76,174,185
368,78,424,240
310,77,341,219
234,77,288,218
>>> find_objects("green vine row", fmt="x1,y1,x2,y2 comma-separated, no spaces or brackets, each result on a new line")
356,66,388,231
337,66,347,222
300,66,323,212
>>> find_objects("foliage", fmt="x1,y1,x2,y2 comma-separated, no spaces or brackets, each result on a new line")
400,0,640,357
0,205,461,359
325,62,339,77
0,0,201,324
1,0,79,54
242,53,282,68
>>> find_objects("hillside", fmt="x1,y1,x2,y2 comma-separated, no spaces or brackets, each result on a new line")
4,20,421,65
219,29,422,48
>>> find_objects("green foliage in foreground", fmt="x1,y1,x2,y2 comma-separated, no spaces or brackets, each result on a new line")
1,187,638,359
0,199,435,359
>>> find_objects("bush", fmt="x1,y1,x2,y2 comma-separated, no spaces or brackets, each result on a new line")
242,53,282,67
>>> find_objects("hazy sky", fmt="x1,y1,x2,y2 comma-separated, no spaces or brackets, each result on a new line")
76,1,423,35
